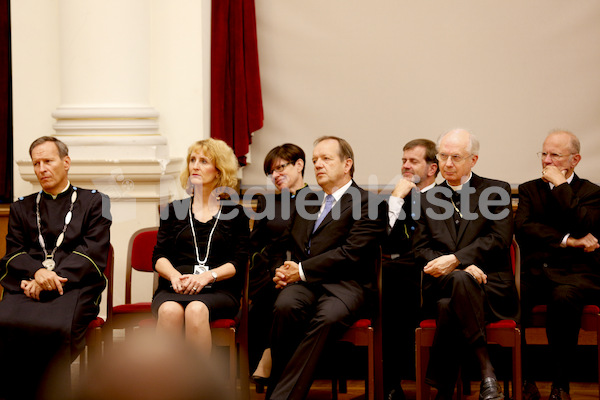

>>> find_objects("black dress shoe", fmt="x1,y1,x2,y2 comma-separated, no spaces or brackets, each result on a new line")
549,386,571,400
479,377,504,400
522,380,541,400
387,386,406,400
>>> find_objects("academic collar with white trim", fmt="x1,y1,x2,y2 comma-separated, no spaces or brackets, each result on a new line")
446,172,472,192
549,172,574,190
43,181,72,200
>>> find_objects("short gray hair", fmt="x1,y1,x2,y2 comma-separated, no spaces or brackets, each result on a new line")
547,129,580,154
29,136,69,158
437,129,480,156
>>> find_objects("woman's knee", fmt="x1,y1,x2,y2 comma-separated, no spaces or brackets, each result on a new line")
185,301,210,325
158,302,185,325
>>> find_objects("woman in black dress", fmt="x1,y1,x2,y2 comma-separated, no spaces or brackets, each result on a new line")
152,138,249,355
249,143,309,382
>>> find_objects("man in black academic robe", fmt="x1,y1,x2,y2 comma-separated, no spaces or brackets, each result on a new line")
0,137,111,400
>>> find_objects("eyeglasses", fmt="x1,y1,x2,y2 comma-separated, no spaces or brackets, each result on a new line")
270,162,291,174
436,153,473,163
537,152,574,161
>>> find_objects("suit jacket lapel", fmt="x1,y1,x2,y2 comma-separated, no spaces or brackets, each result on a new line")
306,191,324,240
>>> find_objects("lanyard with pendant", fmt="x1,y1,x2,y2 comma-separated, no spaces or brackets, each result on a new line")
36,188,78,271
189,202,222,275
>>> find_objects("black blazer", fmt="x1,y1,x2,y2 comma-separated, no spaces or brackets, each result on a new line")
281,181,387,313
413,173,519,322
515,174,600,289
382,190,419,258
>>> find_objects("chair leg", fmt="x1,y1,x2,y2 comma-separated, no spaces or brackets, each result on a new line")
597,315,600,400
456,370,464,399
255,382,264,394
331,377,338,400
339,378,347,394
513,329,522,400
415,328,430,400
78,348,88,378
367,329,375,400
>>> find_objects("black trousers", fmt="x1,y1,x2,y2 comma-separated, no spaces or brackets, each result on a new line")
248,282,278,371
382,256,421,390
521,273,600,390
266,284,356,400
423,270,489,391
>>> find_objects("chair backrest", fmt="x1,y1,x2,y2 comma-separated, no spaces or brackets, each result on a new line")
510,237,521,298
125,227,159,304
374,245,383,329
105,244,115,321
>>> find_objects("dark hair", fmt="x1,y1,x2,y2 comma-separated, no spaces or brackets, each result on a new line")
313,136,355,177
404,138,439,177
263,143,306,176
29,136,69,158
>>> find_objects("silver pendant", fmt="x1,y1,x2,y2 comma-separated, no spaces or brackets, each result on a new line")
42,258,56,271
194,264,208,275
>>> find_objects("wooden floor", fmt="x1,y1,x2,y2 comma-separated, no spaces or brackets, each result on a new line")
248,379,600,400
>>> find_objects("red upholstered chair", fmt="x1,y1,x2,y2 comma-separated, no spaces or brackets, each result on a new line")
332,247,384,400
79,243,114,375
415,239,522,400
209,260,250,400
136,261,251,400
105,227,158,344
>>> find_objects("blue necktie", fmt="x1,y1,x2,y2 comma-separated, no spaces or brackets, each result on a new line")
313,194,334,233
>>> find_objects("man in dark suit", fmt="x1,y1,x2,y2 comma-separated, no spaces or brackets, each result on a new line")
413,129,519,400
383,138,438,400
515,130,600,400
266,136,387,400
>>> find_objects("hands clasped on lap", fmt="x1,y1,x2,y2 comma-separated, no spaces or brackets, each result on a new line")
274,261,301,289
21,268,68,300
423,254,488,284
170,272,212,294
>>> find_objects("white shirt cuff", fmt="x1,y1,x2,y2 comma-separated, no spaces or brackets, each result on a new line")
388,196,405,229
298,262,306,281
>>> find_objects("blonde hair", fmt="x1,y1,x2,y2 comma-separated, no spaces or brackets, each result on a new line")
180,138,239,193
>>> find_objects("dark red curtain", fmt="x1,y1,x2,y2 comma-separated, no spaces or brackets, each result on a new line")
0,0,12,203
211,0,263,166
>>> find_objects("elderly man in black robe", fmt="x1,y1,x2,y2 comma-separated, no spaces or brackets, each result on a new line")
0,136,111,400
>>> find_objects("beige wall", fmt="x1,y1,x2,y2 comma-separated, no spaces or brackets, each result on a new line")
243,0,600,189
11,0,211,199
10,0,212,316
9,1,600,312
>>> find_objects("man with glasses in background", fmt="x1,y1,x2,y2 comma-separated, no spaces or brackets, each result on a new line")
516,130,600,400
412,129,519,400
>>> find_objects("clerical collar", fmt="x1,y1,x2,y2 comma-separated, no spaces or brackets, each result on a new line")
44,181,72,200
549,173,574,190
447,172,472,192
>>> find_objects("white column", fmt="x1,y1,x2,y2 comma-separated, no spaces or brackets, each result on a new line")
18,0,185,316
52,0,167,160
